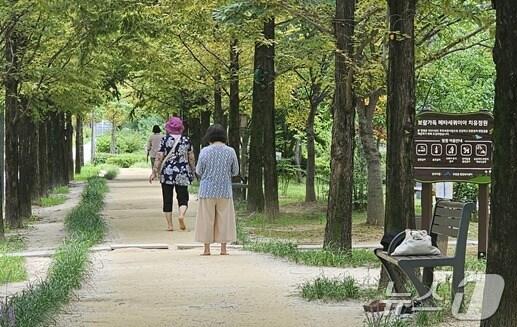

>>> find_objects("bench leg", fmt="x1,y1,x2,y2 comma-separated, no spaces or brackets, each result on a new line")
451,265,465,303
399,263,433,301
374,250,407,294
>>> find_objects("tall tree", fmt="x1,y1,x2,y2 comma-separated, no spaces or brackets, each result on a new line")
228,38,241,160
384,0,417,235
481,1,517,326
261,18,279,218
324,0,356,250
75,114,84,174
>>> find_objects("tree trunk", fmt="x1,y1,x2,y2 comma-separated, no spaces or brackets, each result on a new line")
39,118,49,197
385,0,417,234
4,23,21,228
66,113,74,181
305,85,321,203
189,114,201,160
324,0,356,251
213,73,224,126
18,107,34,220
357,93,385,225
200,109,211,144
240,115,250,179
229,38,241,161
110,119,116,154
75,114,84,174
481,1,517,326
261,18,279,219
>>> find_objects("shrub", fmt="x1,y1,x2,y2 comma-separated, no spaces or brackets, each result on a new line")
300,275,361,301
94,153,145,168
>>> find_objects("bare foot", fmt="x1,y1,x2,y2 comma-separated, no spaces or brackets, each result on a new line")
220,252,229,256
167,225,174,231
178,218,186,231
200,252,211,256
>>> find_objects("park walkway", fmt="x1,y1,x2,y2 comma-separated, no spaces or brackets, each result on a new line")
56,169,367,327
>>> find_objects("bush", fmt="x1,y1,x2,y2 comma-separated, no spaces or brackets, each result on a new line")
95,129,146,154
94,153,145,168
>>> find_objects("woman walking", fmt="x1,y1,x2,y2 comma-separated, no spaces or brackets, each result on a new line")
147,125,163,168
149,117,196,231
195,124,239,255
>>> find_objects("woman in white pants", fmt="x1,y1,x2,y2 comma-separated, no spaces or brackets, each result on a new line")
195,124,239,255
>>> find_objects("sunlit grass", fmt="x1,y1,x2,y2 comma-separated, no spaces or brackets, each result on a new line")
0,236,27,285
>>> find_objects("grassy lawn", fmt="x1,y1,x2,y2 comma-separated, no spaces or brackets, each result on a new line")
0,236,27,285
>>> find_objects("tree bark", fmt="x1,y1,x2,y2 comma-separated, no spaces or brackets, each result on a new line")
357,93,385,225
481,1,517,326
261,18,279,219
75,114,84,174
385,0,417,234
213,73,224,126
4,22,21,228
229,38,241,161
38,118,49,197
200,109,211,144
189,114,201,160
110,118,116,154
324,0,356,251
66,113,74,181
305,81,324,203
240,115,250,179
18,106,34,220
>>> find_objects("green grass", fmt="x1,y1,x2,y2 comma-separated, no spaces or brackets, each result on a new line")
100,165,120,180
2,177,108,327
130,161,151,168
52,186,69,195
0,236,27,285
300,275,361,301
245,241,379,268
39,194,66,207
75,165,101,181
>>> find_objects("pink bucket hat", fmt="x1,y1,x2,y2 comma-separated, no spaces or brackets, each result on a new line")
165,117,184,134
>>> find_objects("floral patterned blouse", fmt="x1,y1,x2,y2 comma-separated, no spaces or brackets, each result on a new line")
159,134,194,186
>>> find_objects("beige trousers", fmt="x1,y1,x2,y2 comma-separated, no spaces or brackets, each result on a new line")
195,198,236,243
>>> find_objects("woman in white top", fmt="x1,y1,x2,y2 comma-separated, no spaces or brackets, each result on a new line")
147,125,163,168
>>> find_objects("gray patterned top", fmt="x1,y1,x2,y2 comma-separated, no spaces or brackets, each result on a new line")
196,144,239,199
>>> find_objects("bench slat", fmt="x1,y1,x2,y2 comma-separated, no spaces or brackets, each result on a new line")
433,214,461,228
434,207,463,219
431,223,459,238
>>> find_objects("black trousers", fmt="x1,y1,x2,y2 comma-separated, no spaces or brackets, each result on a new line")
161,184,189,213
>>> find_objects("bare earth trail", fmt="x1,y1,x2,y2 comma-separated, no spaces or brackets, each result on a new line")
56,169,368,327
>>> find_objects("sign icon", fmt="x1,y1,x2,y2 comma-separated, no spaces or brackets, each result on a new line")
431,144,442,156
416,144,427,156
461,144,472,156
446,144,457,156
476,144,488,157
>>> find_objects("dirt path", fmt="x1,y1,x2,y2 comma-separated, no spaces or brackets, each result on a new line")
56,169,369,327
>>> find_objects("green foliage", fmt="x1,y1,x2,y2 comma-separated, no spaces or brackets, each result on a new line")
245,241,379,268
75,165,101,181
94,153,145,168
300,275,363,302
102,166,120,180
39,194,66,208
38,186,70,207
0,237,27,285
2,178,108,327
453,183,478,202
96,129,146,154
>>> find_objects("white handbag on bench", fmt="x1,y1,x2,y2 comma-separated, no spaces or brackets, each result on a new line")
391,229,441,256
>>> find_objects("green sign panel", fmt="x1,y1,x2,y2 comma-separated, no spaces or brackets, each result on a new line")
414,111,494,183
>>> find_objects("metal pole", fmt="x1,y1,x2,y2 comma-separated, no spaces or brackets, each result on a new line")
478,184,489,259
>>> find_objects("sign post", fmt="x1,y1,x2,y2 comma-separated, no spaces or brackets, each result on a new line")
414,111,493,259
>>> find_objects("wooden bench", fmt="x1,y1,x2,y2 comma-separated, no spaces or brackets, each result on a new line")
375,200,475,301
232,176,248,201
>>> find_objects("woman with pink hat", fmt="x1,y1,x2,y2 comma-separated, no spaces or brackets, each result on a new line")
149,117,196,231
